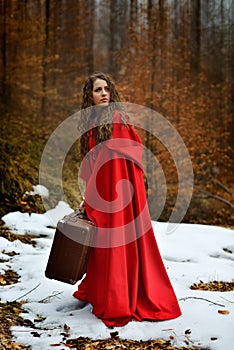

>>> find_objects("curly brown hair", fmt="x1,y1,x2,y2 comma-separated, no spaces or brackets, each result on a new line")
78,72,126,159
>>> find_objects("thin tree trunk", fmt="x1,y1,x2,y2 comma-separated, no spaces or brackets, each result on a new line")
109,0,115,75
86,0,94,74
1,0,7,113
41,0,50,117
191,0,201,72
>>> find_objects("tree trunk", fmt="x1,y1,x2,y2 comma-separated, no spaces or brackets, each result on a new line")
191,0,201,72
41,0,50,117
0,0,7,112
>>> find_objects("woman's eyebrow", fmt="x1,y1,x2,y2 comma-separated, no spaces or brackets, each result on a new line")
94,85,109,90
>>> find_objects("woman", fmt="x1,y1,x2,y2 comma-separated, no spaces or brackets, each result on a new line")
73,72,181,327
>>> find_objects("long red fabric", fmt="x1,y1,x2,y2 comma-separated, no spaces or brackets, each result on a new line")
73,110,181,327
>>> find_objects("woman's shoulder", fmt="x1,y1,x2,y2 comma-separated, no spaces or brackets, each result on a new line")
112,109,121,118
112,109,127,123
112,110,142,144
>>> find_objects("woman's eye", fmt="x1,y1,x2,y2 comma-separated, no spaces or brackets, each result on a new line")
94,86,110,92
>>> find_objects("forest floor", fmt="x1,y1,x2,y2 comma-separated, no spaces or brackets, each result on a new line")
0,247,211,350
2,229,232,350
1,201,234,349
0,216,210,350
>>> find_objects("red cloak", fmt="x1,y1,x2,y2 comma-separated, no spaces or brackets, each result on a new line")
73,110,181,327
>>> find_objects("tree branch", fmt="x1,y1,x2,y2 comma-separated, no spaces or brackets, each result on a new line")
212,178,234,198
194,185,234,208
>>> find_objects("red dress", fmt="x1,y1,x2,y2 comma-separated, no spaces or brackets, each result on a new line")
73,110,181,327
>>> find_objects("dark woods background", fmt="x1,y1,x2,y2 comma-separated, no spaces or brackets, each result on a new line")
0,0,233,226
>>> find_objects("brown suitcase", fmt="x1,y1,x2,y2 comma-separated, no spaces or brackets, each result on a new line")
45,209,96,284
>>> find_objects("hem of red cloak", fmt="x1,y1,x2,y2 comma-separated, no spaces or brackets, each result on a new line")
73,290,88,302
73,290,181,327
92,310,182,328
101,312,182,328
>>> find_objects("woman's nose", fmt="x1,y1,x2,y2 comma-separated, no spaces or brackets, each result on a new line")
101,88,107,95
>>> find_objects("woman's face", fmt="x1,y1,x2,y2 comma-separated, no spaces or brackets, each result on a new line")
92,78,110,106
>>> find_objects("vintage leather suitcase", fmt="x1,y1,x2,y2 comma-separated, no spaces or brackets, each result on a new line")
45,209,96,284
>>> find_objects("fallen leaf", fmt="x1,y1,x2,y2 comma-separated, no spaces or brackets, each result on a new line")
0,275,7,285
110,331,119,338
50,344,62,347
34,316,46,322
218,309,230,315
31,331,41,337
64,323,70,331
60,332,70,338
223,248,232,254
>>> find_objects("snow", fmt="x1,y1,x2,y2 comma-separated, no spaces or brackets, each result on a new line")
1,193,234,349
25,184,49,197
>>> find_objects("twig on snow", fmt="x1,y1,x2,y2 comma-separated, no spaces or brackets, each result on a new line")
38,291,63,303
13,283,41,302
220,296,234,304
179,296,225,307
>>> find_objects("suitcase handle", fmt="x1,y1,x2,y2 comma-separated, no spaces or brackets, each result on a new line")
61,208,93,225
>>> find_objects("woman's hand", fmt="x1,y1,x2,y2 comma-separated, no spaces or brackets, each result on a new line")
79,200,85,209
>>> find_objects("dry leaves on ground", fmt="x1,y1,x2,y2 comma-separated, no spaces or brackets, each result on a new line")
0,269,20,286
62,336,210,349
190,280,234,292
0,301,33,349
0,221,37,246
